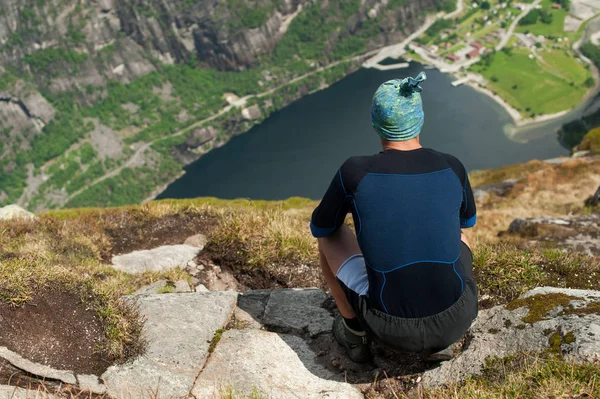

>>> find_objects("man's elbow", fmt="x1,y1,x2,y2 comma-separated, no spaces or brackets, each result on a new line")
309,220,337,238
460,214,477,229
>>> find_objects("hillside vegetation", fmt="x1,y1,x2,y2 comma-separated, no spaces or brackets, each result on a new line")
0,0,452,212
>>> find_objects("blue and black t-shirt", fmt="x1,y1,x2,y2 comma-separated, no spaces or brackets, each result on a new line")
310,148,476,319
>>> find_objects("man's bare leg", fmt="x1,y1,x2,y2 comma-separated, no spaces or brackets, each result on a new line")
318,224,362,318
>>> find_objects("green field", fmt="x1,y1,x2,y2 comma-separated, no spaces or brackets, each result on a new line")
472,49,588,115
540,48,592,84
515,0,568,37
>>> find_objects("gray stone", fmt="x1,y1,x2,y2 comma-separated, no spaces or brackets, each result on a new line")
0,347,77,385
0,205,35,221
192,330,363,399
111,245,201,274
0,385,57,399
234,307,263,330
195,284,209,292
422,287,600,388
472,179,519,201
77,374,106,395
183,233,208,249
101,291,237,399
507,212,600,255
133,280,169,295
263,289,333,337
173,280,191,293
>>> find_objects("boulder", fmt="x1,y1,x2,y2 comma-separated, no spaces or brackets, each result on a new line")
0,347,76,385
238,289,334,337
0,205,35,221
472,179,518,201
133,280,169,295
0,385,57,399
111,245,201,274
507,212,600,255
422,287,600,388
183,233,208,249
191,329,363,399
102,291,237,399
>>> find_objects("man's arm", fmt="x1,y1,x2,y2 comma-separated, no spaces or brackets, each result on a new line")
460,170,477,228
310,168,352,238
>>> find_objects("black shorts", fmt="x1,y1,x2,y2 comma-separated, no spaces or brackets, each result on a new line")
338,242,478,353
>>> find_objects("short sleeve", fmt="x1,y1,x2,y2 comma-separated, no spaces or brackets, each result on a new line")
310,168,352,238
460,170,477,228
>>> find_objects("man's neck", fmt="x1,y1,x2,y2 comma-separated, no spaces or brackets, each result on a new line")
381,137,422,151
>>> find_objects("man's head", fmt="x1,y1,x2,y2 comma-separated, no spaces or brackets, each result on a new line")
370,71,427,142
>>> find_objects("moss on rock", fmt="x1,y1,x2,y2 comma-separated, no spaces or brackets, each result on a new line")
506,293,578,324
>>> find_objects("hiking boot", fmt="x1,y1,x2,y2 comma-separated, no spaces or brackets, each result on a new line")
332,315,371,363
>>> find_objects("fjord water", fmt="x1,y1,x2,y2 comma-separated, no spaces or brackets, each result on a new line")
158,63,567,201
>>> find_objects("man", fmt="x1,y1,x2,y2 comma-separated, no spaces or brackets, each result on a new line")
310,72,478,363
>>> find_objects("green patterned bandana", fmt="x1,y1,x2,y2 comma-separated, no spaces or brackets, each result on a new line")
370,71,427,141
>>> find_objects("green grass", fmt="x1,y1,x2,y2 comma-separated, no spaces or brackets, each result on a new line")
515,0,568,37
472,49,587,115
540,48,591,84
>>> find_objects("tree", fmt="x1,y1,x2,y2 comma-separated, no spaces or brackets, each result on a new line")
540,9,553,24
519,9,540,25
481,0,491,9
585,77,595,88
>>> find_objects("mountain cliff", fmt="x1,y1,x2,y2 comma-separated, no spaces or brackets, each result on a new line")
0,0,451,211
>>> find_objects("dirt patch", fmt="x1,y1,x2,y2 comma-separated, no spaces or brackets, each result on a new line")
105,210,216,259
201,246,324,291
0,290,110,375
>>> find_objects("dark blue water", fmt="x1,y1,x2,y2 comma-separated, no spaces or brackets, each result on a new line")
158,63,567,201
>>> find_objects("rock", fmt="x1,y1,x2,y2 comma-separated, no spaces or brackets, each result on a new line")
246,289,333,336
201,263,241,291
111,245,201,274
173,279,192,293
102,291,238,399
472,179,518,201
0,205,35,221
241,104,262,120
507,212,600,255
422,287,600,388
191,329,363,399
0,385,57,399
133,280,169,295
195,284,209,292
77,374,107,395
184,128,217,149
0,347,77,385
183,233,208,249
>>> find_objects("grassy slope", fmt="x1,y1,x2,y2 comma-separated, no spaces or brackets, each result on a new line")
515,0,568,37
472,49,588,115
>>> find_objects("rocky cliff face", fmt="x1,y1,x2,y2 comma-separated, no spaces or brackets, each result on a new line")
0,0,445,211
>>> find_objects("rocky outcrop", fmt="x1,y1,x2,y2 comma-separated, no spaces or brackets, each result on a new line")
473,179,518,201
0,204,34,220
111,244,203,274
508,212,600,255
422,287,600,388
102,291,238,399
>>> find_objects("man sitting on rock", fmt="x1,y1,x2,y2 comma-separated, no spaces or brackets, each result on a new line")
310,72,478,363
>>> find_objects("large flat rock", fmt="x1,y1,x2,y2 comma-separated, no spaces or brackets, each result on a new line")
243,289,333,337
111,245,201,274
0,386,56,399
101,291,237,399
192,329,362,399
422,287,600,388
